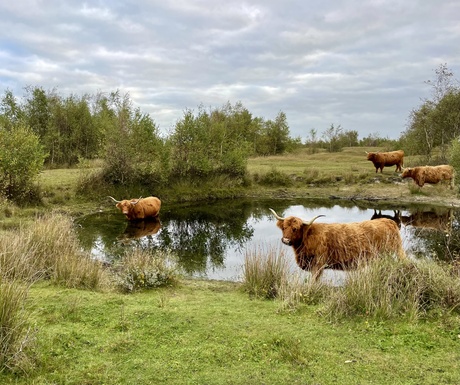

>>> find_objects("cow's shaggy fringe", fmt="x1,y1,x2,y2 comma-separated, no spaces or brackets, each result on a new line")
0,277,35,374
323,255,460,320
0,213,107,289
114,248,180,293
242,245,291,299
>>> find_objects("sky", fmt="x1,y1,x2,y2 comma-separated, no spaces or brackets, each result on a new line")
1,1,459,141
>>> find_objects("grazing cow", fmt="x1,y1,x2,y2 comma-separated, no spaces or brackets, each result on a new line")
108,196,161,220
366,150,404,173
269,208,405,280
401,165,454,188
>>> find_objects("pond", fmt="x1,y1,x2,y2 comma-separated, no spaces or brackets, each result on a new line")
76,198,459,282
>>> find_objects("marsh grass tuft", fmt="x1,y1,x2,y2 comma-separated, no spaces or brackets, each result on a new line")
242,245,290,299
277,273,330,312
114,248,180,293
0,213,107,289
0,278,35,373
324,255,460,320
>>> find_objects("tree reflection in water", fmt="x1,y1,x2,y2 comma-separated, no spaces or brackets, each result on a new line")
76,199,460,280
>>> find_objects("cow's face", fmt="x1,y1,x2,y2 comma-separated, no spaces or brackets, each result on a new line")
401,168,413,178
276,217,304,246
116,200,135,215
366,152,376,161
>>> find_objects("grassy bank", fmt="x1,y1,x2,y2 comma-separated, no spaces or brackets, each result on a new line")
0,210,459,382
0,279,459,385
33,146,460,219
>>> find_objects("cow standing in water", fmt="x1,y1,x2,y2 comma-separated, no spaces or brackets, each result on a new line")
269,208,405,280
109,196,161,220
366,150,404,173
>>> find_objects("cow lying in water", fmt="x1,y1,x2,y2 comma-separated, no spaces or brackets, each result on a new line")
109,196,161,220
269,208,405,280
401,165,454,188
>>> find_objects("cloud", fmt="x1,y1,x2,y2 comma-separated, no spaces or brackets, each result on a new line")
0,0,459,138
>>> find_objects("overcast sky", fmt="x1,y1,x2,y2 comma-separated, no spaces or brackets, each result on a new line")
1,1,459,140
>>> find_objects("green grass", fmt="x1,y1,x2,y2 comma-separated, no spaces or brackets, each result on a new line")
0,281,458,384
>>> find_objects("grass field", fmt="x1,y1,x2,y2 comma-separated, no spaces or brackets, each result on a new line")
34,146,459,217
1,147,460,384
0,281,459,385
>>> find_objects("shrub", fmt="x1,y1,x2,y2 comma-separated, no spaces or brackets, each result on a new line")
257,168,293,187
323,255,460,320
0,123,46,203
242,245,290,299
114,248,180,293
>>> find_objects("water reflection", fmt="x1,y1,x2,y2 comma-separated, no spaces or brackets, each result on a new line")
76,199,460,281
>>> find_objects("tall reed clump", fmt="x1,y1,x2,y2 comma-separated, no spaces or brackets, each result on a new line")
277,273,331,312
0,277,34,373
114,248,180,293
241,245,291,299
0,213,106,289
323,255,460,320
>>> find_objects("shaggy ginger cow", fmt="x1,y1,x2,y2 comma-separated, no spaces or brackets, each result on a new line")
366,150,404,173
109,196,161,221
269,208,405,279
401,165,454,188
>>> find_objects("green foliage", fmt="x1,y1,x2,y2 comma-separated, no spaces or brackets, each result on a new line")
169,104,251,178
449,137,460,186
114,248,180,292
0,123,47,202
255,167,293,186
401,64,460,161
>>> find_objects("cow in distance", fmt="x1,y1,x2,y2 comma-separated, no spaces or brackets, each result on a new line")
401,165,454,188
366,150,404,173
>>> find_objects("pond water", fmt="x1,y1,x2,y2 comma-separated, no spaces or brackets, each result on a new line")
76,198,459,282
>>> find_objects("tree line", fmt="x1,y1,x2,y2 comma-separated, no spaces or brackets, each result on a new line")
1,63,459,201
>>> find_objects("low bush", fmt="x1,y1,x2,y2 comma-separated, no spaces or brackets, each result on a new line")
256,167,293,187
114,248,180,293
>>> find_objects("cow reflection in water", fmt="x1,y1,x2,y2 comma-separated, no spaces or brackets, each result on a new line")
118,218,161,242
401,209,453,232
371,209,402,228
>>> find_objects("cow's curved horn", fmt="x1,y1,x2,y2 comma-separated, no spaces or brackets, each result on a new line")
365,151,369,154
269,208,285,221
131,196,143,205
302,215,325,226
108,196,121,203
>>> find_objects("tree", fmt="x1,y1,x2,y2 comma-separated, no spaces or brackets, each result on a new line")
322,124,343,152
402,64,460,162
0,89,23,130
0,123,47,201
306,129,319,154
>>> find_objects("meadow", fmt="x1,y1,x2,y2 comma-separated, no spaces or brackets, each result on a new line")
1,147,460,384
